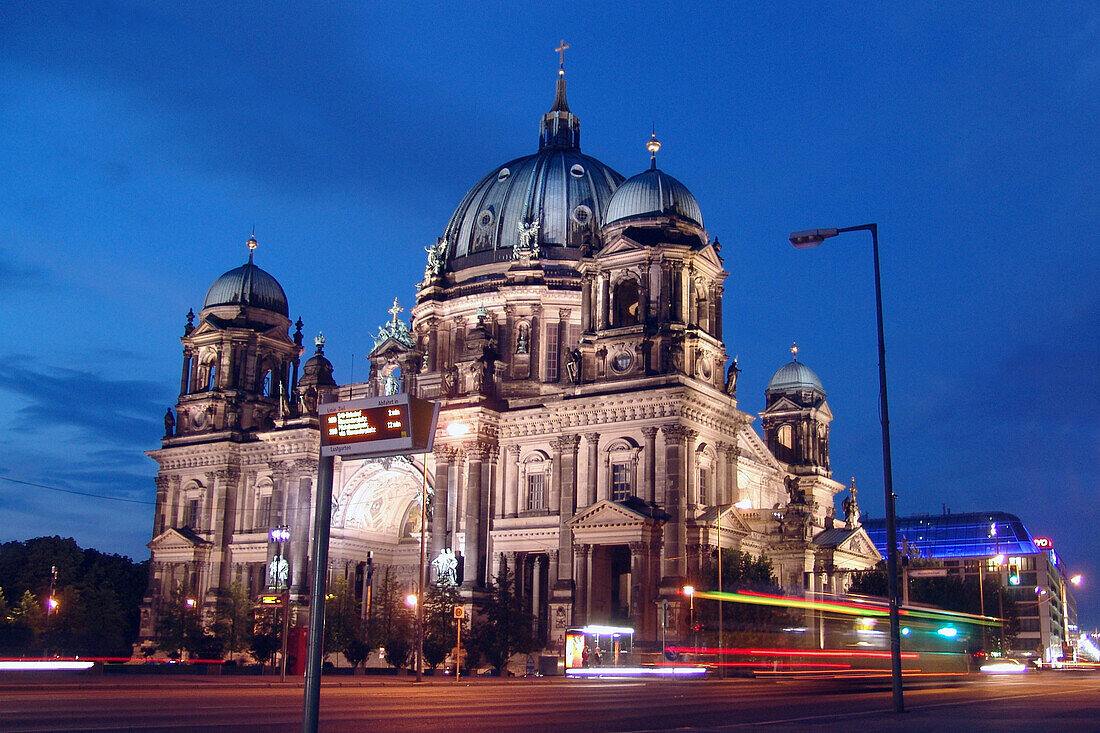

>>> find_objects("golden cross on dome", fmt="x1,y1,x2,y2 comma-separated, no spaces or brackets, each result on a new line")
790,341,799,360
555,40,570,72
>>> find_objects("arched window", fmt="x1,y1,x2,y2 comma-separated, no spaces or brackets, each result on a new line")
777,424,793,450
261,370,273,397
694,280,709,331
605,439,641,502
523,452,551,511
613,277,640,327
197,349,219,391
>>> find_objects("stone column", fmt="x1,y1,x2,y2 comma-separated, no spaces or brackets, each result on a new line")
574,543,591,624
629,541,652,639
555,435,580,584
290,459,316,596
268,462,288,528
461,441,489,588
683,429,698,508
712,285,723,340
660,424,688,582
581,274,594,332
598,273,610,330
642,427,658,504
179,349,192,396
531,555,542,617
154,475,169,536
582,432,599,508
504,445,520,518
431,447,454,558
723,443,740,505
549,440,563,513
214,466,240,590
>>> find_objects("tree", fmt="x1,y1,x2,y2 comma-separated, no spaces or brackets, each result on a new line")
696,550,792,647
472,566,539,675
324,577,366,664
0,537,147,657
423,582,464,671
156,584,204,659
383,630,414,671
211,583,254,660
250,627,280,667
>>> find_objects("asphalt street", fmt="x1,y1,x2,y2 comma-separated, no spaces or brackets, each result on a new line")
1,672,1097,732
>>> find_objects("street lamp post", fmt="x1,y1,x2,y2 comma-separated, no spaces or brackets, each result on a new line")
790,223,904,713
270,525,291,681
682,585,696,652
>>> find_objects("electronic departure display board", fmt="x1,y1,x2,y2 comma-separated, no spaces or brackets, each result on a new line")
319,393,439,458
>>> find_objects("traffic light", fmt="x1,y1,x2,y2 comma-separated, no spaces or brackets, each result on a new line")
1008,564,1021,586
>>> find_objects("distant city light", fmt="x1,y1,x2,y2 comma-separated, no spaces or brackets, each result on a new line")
579,625,634,636
0,660,95,672
565,666,706,678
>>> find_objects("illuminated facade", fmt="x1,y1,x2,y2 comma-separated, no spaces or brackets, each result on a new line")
140,64,881,653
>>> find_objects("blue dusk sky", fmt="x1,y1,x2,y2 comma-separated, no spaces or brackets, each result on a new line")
1,3,1096,625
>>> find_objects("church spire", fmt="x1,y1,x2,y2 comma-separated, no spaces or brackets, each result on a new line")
539,40,580,150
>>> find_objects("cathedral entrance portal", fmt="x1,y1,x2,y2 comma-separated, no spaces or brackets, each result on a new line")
589,544,632,626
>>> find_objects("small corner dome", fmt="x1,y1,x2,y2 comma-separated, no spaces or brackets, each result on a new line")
202,261,289,317
604,168,703,228
767,359,825,396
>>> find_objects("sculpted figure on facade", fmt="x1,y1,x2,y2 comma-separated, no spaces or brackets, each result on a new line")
566,348,582,384
432,548,459,586
725,357,740,396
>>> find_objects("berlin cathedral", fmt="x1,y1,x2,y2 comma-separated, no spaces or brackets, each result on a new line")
139,58,880,655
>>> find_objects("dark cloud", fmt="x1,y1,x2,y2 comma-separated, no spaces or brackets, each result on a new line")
0,357,165,446
0,250,47,293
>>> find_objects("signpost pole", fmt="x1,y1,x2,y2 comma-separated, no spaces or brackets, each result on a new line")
302,454,335,733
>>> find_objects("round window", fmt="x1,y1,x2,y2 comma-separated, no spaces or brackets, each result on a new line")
477,210,494,228
611,350,634,373
571,205,593,225
570,164,585,178
497,168,511,181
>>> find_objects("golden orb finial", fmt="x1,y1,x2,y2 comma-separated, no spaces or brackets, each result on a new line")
646,132,661,155
247,233,258,251
790,341,799,360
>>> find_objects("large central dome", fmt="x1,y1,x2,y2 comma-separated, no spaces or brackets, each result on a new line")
441,71,624,273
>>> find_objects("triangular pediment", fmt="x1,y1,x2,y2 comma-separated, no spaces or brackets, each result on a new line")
697,504,753,536
368,337,412,360
737,427,781,469
596,235,646,257
693,242,724,269
838,528,879,559
569,499,653,530
761,395,803,414
148,526,211,552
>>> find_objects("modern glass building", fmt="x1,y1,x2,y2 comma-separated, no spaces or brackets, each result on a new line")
863,511,1076,665
862,511,1036,560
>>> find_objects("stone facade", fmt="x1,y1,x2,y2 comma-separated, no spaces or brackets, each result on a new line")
140,67,879,651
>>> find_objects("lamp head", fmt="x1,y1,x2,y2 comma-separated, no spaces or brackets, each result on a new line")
682,585,695,597
1070,574,1083,586
789,228,839,248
